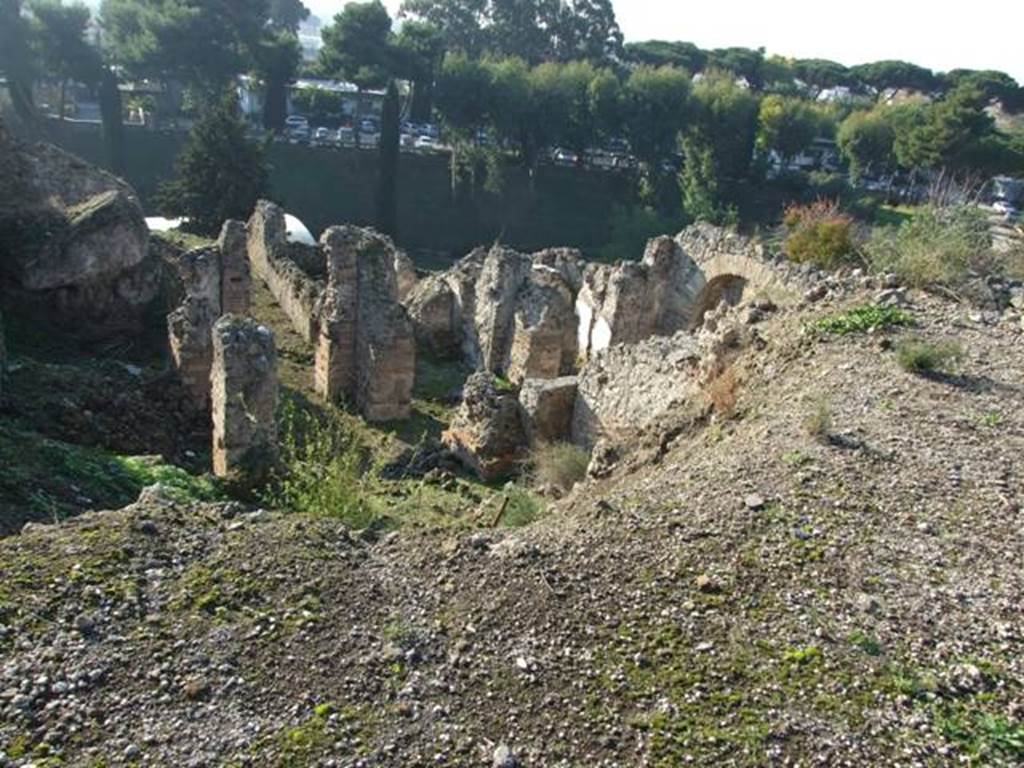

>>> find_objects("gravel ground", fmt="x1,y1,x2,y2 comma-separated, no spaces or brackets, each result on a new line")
1,288,1022,767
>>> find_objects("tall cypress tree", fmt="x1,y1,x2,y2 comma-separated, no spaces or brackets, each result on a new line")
375,80,400,238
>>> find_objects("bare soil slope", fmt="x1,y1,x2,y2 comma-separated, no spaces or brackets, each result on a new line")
1,290,1022,767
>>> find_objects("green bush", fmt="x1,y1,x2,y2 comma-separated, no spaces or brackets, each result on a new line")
533,442,590,492
500,484,545,528
895,337,964,375
865,205,991,289
783,200,857,270
264,402,378,529
812,304,915,335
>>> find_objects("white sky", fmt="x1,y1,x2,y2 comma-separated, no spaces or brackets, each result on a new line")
307,0,1024,83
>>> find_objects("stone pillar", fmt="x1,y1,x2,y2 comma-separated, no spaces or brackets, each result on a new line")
211,315,278,489
218,219,251,315
168,247,221,409
315,225,415,422
315,227,358,401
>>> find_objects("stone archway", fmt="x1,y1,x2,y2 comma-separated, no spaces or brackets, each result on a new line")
688,273,749,329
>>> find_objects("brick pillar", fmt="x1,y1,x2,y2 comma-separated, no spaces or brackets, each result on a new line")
211,315,278,490
218,219,251,315
315,226,358,402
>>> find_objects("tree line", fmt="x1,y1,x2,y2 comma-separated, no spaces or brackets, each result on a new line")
1,0,1022,233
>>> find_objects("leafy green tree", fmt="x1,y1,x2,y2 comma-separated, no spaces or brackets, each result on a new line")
621,65,691,167
393,20,445,121
791,58,851,97
485,56,532,157
252,29,301,131
156,92,268,235
100,0,266,103
588,68,622,143
624,40,706,72
489,0,552,63
679,137,724,223
706,47,765,89
268,0,309,32
28,0,102,119
690,69,760,181
850,60,937,94
942,69,1019,105
836,108,896,180
892,85,996,173
0,0,37,119
318,0,395,90
551,0,622,63
756,94,820,163
400,0,487,57
435,52,490,137
376,80,400,237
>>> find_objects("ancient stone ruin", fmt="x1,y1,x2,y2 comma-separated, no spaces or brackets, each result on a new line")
211,315,279,489
316,226,416,422
442,372,528,481
518,376,578,448
247,200,323,344
217,220,251,316
0,124,159,337
406,244,584,382
167,247,222,409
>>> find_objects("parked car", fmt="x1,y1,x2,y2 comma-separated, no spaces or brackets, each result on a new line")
993,199,1019,218
400,133,417,150
287,125,310,143
313,127,332,144
337,126,355,146
284,115,309,130
551,147,579,167
414,135,441,151
359,132,380,149
359,117,379,134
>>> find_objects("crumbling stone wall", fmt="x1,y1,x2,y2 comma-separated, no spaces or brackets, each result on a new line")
406,245,583,381
167,247,221,409
443,372,527,481
519,376,578,447
507,266,578,384
211,315,278,489
247,200,323,343
217,220,251,316
316,226,415,422
571,332,701,449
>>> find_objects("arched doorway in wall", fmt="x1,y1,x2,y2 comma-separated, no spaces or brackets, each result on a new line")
689,274,749,329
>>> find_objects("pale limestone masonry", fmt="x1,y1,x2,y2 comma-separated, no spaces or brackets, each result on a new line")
406,245,583,382
246,200,323,344
211,315,278,488
316,226,415,422
217,220,251,316
167,247,221,409
571,332,701,449
519,376,578,447
474,247,532,374
506,266,578,385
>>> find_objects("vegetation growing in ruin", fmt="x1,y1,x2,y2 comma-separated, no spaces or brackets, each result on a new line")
531,442,590,493
811,304,915,335
895,338,965,375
